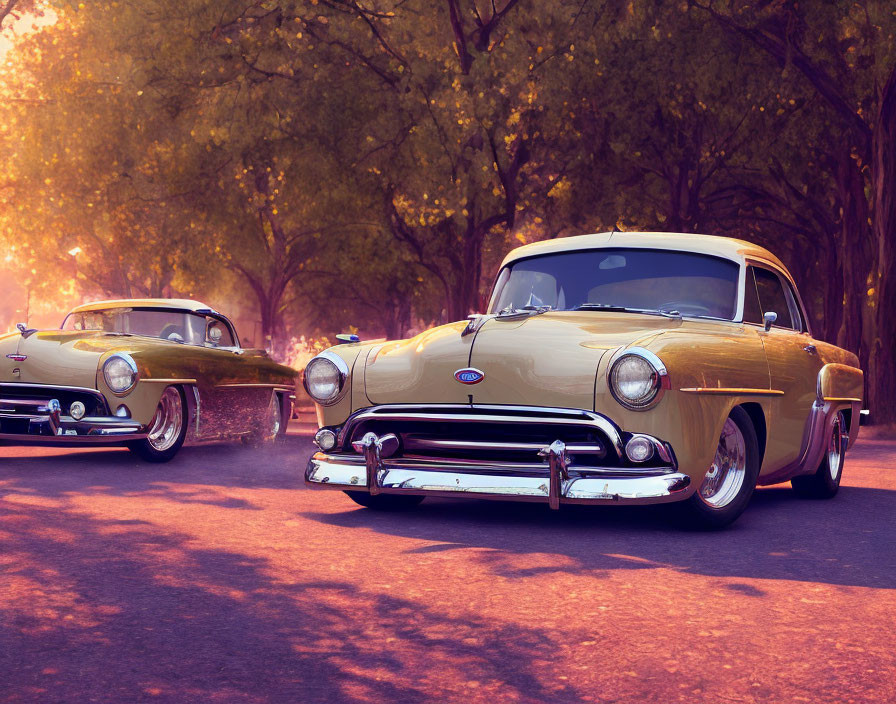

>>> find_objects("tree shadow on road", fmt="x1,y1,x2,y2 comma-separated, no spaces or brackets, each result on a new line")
0,498,586,704
302,483,896,591
0,439,313,509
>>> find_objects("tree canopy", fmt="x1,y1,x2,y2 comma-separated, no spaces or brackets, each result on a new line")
1,0,894,420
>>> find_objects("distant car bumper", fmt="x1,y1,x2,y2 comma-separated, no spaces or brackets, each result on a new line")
0,384,146,444
304,404,693,507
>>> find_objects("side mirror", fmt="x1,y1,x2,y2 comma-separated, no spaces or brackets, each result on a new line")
763,311,777,332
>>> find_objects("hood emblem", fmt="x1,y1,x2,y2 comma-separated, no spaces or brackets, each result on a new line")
454,367,484,385
6,354,27,362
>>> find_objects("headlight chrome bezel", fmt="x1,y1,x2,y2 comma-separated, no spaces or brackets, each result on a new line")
303,351,349,406
609,347,669,411
103,353,139,396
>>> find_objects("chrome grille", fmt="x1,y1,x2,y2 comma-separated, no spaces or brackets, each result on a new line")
340,404,623,468
0,384,108,435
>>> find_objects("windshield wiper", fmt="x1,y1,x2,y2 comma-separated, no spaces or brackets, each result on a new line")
574,303,681,318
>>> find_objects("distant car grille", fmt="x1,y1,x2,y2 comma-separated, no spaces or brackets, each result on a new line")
340,404,626,468
0,384,108,421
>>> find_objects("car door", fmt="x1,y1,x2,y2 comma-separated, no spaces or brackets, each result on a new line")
744,264,824,470
194,316,270,438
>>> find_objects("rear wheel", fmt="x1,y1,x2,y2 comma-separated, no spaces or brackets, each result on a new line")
344,491,425,511
674,406,760,529
127,386,187,463
792,410,848,499
242,393,283,447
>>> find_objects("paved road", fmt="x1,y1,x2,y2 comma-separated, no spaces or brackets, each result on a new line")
1,437,894,703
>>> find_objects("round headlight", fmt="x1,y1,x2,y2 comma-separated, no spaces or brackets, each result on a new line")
103,354,138,394
304,354,346,405
609,350,666,410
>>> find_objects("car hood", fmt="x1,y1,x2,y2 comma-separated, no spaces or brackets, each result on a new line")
0,330,179,388
364,312,682,409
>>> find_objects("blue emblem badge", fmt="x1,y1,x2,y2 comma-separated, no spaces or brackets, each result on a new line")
454,368,484,384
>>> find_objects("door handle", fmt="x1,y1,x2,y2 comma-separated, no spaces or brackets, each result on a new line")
803,344,817,354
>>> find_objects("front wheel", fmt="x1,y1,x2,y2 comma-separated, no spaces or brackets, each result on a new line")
791,411,848,499
673,406,760,529
127,386,187,463
344,491,425,511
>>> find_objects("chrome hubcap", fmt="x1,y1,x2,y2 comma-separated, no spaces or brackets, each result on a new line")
268,394,281,438
147,387,183,452
699,417,747,508
827,413,848,481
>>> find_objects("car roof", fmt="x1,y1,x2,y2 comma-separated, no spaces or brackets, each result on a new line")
500,232,788,273
68,298,218,315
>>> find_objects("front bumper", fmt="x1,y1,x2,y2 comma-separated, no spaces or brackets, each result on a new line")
304,404,692,507
0,384,146,444
306,452,690,506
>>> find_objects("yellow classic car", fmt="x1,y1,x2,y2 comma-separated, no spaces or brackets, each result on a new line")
304,232,863,528
0,299,297,462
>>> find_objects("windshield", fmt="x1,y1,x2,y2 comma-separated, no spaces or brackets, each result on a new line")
62,307,237,347
488,248,740,320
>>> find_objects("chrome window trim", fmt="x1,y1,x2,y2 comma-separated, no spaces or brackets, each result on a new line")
743,258,811,336
62,306,243,349
203,312,241,349
487,247,742,320
607,346,669,411
303,350,349,406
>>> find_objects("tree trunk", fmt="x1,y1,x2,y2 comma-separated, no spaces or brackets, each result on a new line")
834,148,873,377
869,66,896,423
821,240,843,344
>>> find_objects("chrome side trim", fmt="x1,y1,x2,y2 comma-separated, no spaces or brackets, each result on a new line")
141,378,198,384
679,387,784,396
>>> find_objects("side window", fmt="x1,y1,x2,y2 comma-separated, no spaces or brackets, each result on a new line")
206,318,236,347
783,280,805,332
753,267,794,330
743,267,764,325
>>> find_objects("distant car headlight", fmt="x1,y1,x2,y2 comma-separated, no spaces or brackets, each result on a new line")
304,353,348,405
609,349,668,410
103,354,138,394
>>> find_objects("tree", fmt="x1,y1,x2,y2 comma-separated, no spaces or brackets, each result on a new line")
696,0,896,421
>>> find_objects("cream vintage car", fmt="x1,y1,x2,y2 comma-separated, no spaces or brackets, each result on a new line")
0,299,296,461
304,232,863,527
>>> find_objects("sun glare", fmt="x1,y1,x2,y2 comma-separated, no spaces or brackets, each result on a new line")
0,8,58,62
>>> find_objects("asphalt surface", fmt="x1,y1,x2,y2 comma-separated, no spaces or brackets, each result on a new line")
1,436,894,704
